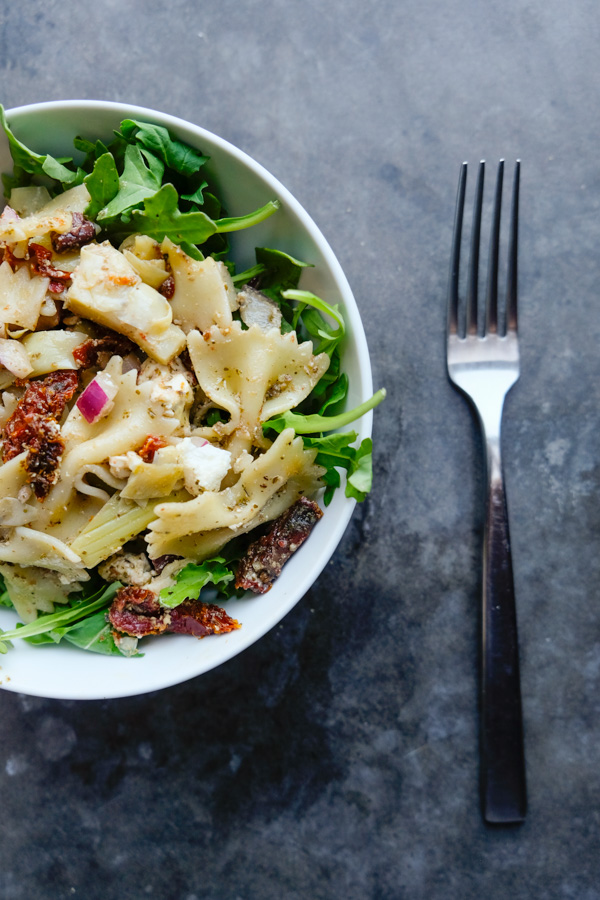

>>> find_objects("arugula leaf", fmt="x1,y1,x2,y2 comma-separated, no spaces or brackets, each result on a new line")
0,568,13,609
305,430,358,456
41,157,84,186
98,144,164,222
303,346,342,405
280,289,345,418
0,582,119,654
58,612,124,655
73,135,110,170
248,248,313,323
139,146,165,185
255,248,312,292
22,632,59,646
318,372,349,415
25,609,140,656
302,307,342,356
319,468,342,505
104,133,129,172
118,185,279,246
123,183,217,243
345,437,373,501
278,288,346,358
159,558,235,609
0,105,82,191
23,611,120,654
181,180,209,205
231,263,266,286
286,289,345,338
65,612,117,653
304,433,374,505
199,190,224,220
119,119,209,176
84,152,120,219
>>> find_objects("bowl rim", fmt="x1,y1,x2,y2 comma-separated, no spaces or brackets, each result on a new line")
0,99,374,699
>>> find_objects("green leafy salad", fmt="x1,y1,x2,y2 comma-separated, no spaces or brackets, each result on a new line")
0,107,384,657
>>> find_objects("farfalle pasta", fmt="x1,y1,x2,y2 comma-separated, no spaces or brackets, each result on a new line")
188,323,329,459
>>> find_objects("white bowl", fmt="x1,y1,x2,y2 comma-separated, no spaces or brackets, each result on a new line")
0,100,373,700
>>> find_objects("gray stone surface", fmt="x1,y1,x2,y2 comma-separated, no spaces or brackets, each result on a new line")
1,0,600,897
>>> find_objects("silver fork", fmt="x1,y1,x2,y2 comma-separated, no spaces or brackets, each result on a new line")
447,159,526,824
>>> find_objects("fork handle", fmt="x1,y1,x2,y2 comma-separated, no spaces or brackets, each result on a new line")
481,435,527,824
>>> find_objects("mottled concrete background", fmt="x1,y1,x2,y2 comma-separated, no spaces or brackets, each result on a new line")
1,1,600,898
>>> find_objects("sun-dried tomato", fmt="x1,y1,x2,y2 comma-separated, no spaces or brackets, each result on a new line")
168,599,240,637
72,332,137,368
2,370,79,499
29,242,72,285
107,586,240,639
107,587,165,636
138,435,170,463
235,496,323,594
51,212,96,253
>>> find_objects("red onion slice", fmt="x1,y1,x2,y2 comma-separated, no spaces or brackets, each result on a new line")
76,374,118,423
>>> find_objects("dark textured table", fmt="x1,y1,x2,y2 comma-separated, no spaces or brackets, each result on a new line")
1,2,599,898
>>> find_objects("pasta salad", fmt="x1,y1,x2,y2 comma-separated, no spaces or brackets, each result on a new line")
0,109,384,657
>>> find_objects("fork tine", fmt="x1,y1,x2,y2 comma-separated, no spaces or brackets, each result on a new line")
448,162,467,336
506,160,520,333
485,160,504,334
466,161,485,336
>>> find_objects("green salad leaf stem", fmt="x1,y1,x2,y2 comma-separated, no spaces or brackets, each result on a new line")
264,388,386,435
231,263,266,285
284,289,346,340
216,200,280,233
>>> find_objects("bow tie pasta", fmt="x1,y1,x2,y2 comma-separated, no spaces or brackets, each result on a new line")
187,323,329,460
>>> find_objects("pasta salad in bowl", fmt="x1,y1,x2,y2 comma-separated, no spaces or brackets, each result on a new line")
0,100,383,699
